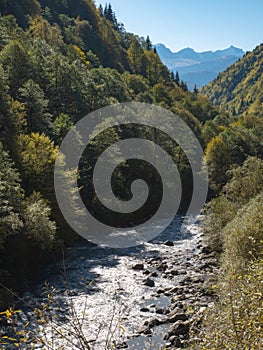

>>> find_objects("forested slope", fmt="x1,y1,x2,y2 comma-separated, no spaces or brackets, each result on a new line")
199,42,263,349
0,0,219,306
202,43,263,117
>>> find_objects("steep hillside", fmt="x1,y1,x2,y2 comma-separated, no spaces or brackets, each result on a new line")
0,0,220,306
202,43,263,117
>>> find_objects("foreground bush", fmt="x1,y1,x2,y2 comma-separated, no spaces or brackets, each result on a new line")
199,260,263,350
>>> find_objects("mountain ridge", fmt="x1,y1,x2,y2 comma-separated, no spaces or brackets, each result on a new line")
155,43,245,89
155,44,244,62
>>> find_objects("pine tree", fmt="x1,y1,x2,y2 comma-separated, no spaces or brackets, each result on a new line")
19,79,52,135
0,40,31,97
145,35,152,51
104,3,117,27
98,4,103,17
175,70,180,85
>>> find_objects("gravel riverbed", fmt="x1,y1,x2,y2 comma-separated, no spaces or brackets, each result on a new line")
1,217,218,349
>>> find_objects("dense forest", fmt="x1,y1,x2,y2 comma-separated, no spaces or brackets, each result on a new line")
0,0,219,306
0,0,262,349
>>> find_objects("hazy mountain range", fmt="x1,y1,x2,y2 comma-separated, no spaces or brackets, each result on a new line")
155,44,245,89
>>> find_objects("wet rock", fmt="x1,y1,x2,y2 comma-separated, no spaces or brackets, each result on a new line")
155,307,168,315
164,240,174,247
157,288,165,294
140,307,150,313
171,295,181,304
132,263,144,271
164,341,172,348
137,325,152,335
167,311,188,323
144,317,163,327
164,320,190,339
138,317,163,335
150,271,158,278
169,269,179,276
156,262,168,271
143,278,155,287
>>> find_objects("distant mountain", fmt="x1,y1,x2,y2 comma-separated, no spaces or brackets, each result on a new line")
155,44,245,89
201,43,263,117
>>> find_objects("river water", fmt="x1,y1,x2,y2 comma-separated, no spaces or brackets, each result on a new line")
7,217,203,350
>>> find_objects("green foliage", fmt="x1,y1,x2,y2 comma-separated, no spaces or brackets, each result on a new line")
0,140,56,248
205,135,232,191
202,43,263,119
222,193,263,271
16,132,58,196
223,156,263,205
0,0,41,28
22,192,56,250
0,142,24,248
19,79,52,134
127,36,146,75
0,40,31,97
53,113,74,143
202,195,236,253
29,15,63,47
201,120,222,145
200,260,263,349
203,156,263,252
201,156,263,348
204,123,263,192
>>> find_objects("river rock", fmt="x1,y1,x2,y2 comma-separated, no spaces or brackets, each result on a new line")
137,325,152,335
150,271,158,277
143,278,155,287
144,317,163,327
138,317,163,335
132,263,144,271
167,311,188,323
155,307,167,315
140,307,150,313
164,240,174,247
164,320,190,339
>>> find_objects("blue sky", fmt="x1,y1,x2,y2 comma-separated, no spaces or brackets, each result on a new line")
94,0,263,52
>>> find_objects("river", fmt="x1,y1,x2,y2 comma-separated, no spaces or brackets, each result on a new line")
3,216,216,349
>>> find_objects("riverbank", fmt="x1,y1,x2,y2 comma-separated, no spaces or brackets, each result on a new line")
130,224,218,348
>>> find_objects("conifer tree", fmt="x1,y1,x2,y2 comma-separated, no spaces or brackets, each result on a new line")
175,70,180,85
194,84,199,94
146,35,152,51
